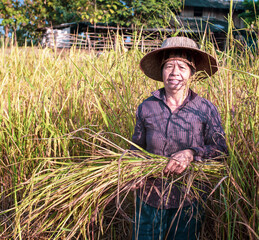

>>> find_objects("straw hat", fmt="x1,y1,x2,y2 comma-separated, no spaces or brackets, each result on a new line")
140,37,218,81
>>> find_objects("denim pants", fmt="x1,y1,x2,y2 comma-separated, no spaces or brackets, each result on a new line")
132,197,203,240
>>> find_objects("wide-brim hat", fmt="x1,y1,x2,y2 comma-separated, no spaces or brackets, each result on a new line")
140,37,218,81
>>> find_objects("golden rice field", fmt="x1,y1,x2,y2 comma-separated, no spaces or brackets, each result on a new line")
0,31,258,239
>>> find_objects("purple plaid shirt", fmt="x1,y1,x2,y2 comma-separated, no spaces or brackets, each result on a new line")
131,88,227,209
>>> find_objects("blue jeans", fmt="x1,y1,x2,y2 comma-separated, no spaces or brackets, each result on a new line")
132,197,203,240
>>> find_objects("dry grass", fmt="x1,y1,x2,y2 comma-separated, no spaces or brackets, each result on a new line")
0,27,258,239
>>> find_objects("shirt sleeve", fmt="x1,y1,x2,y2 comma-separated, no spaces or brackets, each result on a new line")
130,104,147,150
190,104,228,161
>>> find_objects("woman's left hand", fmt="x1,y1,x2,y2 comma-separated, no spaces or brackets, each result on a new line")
164,149,195,175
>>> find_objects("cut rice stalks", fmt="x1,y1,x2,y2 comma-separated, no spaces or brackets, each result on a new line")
4,129,227,239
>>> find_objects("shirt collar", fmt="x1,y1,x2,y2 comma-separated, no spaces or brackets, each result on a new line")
152,88,197,104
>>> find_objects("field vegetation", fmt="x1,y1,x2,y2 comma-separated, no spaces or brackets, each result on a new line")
0,26,258,239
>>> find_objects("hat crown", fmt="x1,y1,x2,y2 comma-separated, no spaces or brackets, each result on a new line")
161,37,199,49
139,36,218,81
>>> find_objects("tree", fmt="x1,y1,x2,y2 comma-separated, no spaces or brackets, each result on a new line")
0,0,87,45
0,0,182,45
92,0,182,28
239,0,259,29
0,0,29,45
124,0,182,28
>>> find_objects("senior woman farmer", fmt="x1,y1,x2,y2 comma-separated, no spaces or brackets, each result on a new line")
131,36,228,240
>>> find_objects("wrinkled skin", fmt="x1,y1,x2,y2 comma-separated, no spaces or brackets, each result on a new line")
164,149,194,175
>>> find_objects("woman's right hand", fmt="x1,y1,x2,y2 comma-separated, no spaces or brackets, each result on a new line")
164,149,194,175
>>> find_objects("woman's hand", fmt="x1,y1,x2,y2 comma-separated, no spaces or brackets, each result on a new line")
164,149,195,175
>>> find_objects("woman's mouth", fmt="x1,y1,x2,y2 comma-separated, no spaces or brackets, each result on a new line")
168,79,182,83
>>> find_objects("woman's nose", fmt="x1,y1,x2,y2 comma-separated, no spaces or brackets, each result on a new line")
170,65,180,75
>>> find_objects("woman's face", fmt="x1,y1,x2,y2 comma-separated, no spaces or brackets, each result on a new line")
162,59,192,93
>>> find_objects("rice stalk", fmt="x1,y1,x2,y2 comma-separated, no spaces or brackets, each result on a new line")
4,129,227,239
0,22,258,239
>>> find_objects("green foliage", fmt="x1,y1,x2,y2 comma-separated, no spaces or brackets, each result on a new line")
239,0,259,29
77,0,131,25
0,0,182,45
124,0,182,28
0,0,29,42
0,0,90,45
68,0,182,27
0,0,27,26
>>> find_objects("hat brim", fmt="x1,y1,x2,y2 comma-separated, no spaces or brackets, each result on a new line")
140,46,218,81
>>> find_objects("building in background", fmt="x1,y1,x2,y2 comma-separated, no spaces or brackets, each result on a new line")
171,0,245,49
39,22,168,51
39,0,245,51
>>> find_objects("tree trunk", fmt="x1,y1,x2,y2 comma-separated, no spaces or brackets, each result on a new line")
4,25,9,46
13,27,17,46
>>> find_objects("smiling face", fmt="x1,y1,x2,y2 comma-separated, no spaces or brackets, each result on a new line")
162,59,192,93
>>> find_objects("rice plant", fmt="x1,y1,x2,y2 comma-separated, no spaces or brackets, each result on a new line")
1,128,227,239
0,22,258,240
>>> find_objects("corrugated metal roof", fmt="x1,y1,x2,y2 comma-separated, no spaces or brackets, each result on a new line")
184,0,243,10
171,16,229,33
38,22,174,33
38,22,118,31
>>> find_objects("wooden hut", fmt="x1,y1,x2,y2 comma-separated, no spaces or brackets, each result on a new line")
39,22,171,51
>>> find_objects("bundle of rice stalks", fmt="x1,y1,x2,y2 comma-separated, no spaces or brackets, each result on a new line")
2,129,227,239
